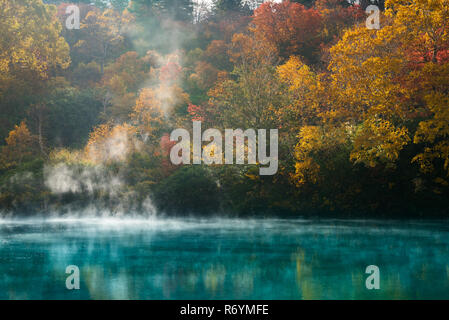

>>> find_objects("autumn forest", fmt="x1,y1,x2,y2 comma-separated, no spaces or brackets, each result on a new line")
1,0,449,218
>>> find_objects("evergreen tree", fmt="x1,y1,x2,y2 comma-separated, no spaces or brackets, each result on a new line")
130,0,194,21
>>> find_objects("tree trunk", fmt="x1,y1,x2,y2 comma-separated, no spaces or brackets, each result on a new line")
37,109,47,158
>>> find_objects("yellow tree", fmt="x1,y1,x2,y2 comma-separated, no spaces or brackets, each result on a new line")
0,0,70,82
327,20,408,124
292,125,351,186
290,0,449,186
324,4,411,168
1,122,39,167
131,88,166,145
384,0,449,180
385,0,449,64
413,87,449,179
277,56,322,136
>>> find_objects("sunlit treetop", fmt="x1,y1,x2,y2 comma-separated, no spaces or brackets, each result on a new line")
0,0,70,80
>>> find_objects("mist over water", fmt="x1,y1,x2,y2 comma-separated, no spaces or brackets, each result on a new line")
1,217,449,299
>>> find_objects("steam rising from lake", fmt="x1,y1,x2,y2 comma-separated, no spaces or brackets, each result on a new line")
44,163,123,196
40,163,157,218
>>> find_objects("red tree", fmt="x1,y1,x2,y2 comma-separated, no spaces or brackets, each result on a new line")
252,1,322,62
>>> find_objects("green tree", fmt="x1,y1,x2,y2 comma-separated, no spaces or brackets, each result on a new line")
152,166,220,214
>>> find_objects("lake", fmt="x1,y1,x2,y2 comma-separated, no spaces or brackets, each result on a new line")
0,217,448,299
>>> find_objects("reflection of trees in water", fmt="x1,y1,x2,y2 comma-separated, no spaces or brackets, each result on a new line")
446,265,449,283
292,247,324,299
203,264,226,295
2,221,449,299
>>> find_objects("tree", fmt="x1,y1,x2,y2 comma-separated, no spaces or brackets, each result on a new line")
385,0,449,180
0,0,70,140
292,125,351,186
252,1,322,63
327,0,449,172
213,0,250,15
94,0,130,12
129,0,194,21
324,11,411,169
100,51,151,121
131,88,166,145
0,0,70,80
71,62,103,89
1,122,39,167
152,166,220,214
315,0,363,50
85,122,140,163
210,33,284,129
75,7,133,73
42,85,103,148
289,0,449,207
413,72,449,178
350,118,410,168
276,56,321,132
386,0,449,64
203,40,233,71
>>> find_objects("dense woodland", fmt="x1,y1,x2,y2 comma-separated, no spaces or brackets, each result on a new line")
1,0,448,217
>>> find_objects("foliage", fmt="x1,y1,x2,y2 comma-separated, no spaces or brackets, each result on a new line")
1,122,39,168
85,122,141,164
1,0,449,216
152,166,220,215
131,88,167,144
252,1,322,62
0,0,70,80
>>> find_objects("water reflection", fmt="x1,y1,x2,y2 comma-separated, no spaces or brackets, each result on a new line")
0,218,449,299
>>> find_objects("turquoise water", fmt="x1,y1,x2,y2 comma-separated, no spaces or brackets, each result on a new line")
0,218,449,300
